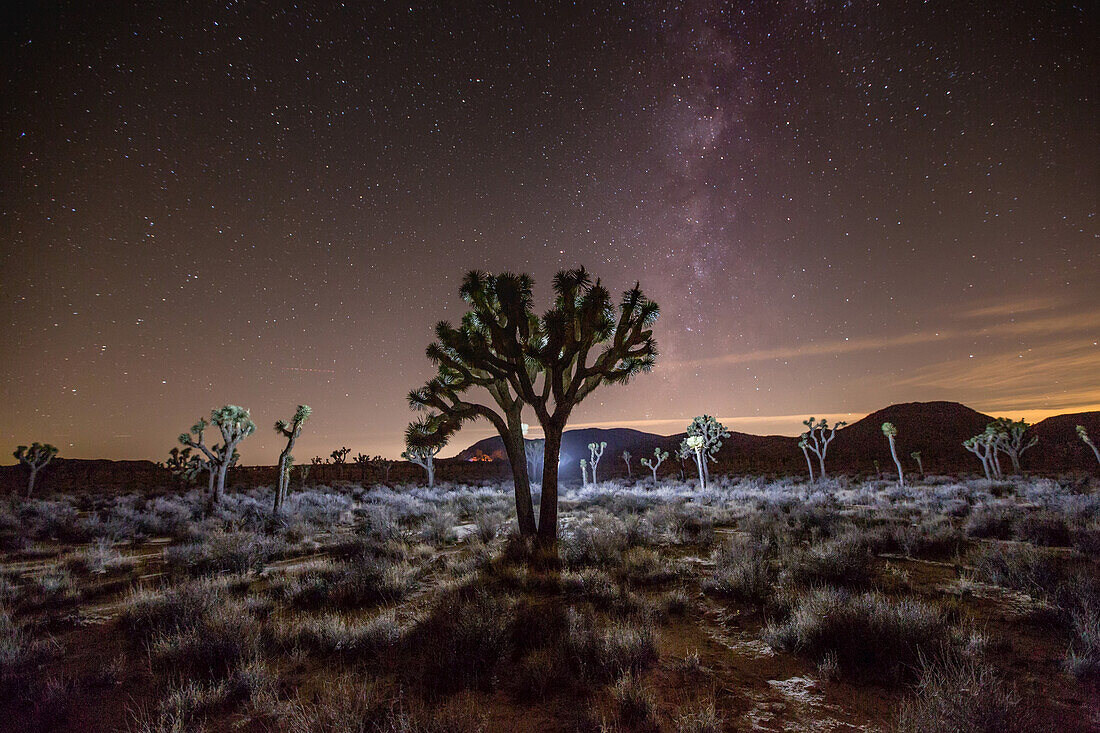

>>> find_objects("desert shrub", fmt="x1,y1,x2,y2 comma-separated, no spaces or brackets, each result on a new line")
967,545,1062,598
148,599,261,680
561,567,626,608
561,513,629,568
764,588,954,682
329,557,416,608
403,582,513,694
474,512,500,544
965,505,1021,540
27,568,79,606
704,535,776,606
619,547,679,585
271,610,400,656
897,654,1027,733
120,577,228,642
783,533,872,589
1014,511,1071,547
164,530,284,576
897,517,965,559
67,538,134,575
0,607,55,699
562,608,659,681
420,509,456,547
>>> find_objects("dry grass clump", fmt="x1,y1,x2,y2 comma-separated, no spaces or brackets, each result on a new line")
704,535,776,606
0,607,56,699
782,533,872,589
268,609,400,656
896,654,1027,733
764,587,955,682
967,544,1062,597
673,698,723,733
608,671,656,728
66,538,135,575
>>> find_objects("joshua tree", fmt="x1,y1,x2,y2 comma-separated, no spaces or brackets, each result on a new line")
987,418,1038,474
163,446,202,489
639,447,668,487
588,441,606,485
402,418,445,488
298,463,311,488
801,417,846,480
273,405,311,514
910,450,924,476
330,446,351,479
580,458,589,487
310,456,324,483
13,442,58,497
408,283,539,537
622,450,632,478
685,435,706,490
426,268,658,546
798,438,815,483
685,415,730,484
354,453,371,481
179,406,255,507
375,456,394,483
1077,425,1100,467
963,430,1001,480
882,422,904,487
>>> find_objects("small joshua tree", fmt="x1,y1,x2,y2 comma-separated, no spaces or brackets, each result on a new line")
179,406,255,507
330,446,351,479
310,456,324,483
273,405,311,514
375,456,394,483
163,446,201,489
639,447,668,487
685,435,706,491
354,453,371,481
685,415,730,484
402,418,445,488
298,463,311,488
910,450,924,476
798,438,815,483
588,441,606,485
580,459,589,487
963,430,1001,480
14,442,58,497
882,422,904,487
1077,425,1100,467
622,450,632,478
801,417,846,480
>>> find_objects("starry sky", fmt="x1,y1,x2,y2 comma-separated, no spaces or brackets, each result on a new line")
2,2,1097,464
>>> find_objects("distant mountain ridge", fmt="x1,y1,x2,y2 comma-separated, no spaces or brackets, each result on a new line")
456,401,1100,478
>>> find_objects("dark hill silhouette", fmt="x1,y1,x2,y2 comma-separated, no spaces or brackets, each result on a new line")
1029,412,1100,472
829,401,993,475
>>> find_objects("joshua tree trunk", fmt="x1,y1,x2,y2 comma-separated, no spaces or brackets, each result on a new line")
693,449,706,491
887,434,904,487
649,466,658,486
26,466,38,498
1088,441,1100,467
504,415,537,536
537,424,564,547
801,444,815,483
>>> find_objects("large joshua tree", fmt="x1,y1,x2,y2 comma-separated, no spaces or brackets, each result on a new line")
273,405,311,514
685,415,730,484
963,430,1000,480
13,443,58,497
435,268,658,546
882,422,904,487
1077,425,1100,467
408,291,538,536
801,417,846,480
685,435,706,490
179,406,255,507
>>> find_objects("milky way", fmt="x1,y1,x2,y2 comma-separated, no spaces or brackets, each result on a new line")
2,2,1097,462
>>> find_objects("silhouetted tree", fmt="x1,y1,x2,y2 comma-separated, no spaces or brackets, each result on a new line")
423,268,658,545
14,442,58,497
910,450,924,476
802,417,846,480
330,446,350,479
408,286,537,535
274,405,311,514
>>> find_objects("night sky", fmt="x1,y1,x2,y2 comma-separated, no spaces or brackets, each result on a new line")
2,2,1097,464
